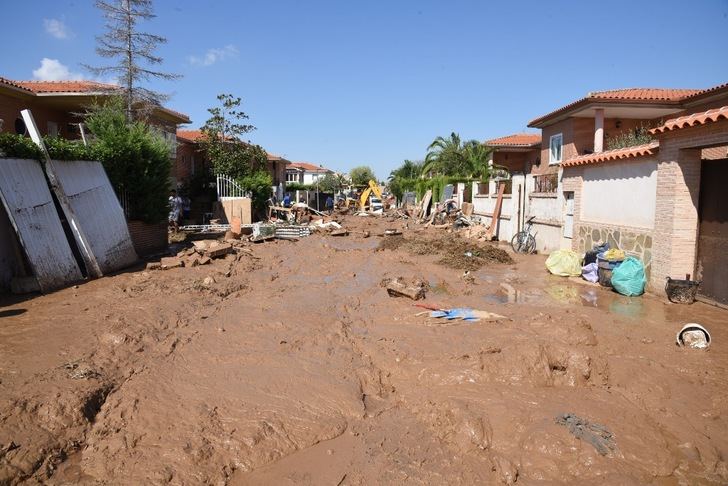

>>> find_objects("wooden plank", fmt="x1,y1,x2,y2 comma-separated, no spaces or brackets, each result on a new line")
419,190,432,222
485,182,506,240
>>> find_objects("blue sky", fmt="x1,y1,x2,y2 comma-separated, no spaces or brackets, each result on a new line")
3,0,728,178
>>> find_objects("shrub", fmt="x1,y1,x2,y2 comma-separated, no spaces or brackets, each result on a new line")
240,170,273,217
606,125,654,150
0,133,42,159
85,98,172,223
44,136,95,161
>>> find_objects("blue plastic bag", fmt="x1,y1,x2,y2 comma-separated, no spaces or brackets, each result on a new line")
610,257,646,296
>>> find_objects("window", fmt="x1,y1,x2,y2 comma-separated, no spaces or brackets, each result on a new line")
14,118,26,135
549,133,563,165
47,121,58,137
286,171,299,183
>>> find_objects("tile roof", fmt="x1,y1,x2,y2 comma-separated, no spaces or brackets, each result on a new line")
176,129,288,162
650,106,728,134
176,129,205,143
266,153,290,163
681,82,728,101
289,162,331,172
6,78,189,123
587,88,699,101
561,142,659,168
485,133,541,147
13,79,121,94
0,76,34,93
528,88,700,128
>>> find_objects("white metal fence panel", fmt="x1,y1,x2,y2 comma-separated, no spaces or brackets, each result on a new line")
49,160,138,273
0,158,83,292
216,174,248,200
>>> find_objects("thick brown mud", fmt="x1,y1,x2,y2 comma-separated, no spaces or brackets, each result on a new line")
1,215,727,484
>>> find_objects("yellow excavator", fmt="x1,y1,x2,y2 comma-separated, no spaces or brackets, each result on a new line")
358,180,383,212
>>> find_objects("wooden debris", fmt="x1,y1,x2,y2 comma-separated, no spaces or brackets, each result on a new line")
331,229,349,237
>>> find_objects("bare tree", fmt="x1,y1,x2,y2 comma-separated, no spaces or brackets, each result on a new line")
86,0,180,121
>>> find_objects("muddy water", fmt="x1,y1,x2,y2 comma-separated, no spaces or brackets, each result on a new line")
1,217,727,484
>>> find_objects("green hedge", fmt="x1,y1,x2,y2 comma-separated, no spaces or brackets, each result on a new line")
0,133,95,161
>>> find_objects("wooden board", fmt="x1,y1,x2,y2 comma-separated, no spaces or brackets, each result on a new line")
419,190,432,222
485,182,506,240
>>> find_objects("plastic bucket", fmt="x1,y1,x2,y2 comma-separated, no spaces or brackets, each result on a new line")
597,257,622,288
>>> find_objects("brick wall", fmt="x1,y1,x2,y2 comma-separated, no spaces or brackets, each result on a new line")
127,220,168,256
651,119,728,289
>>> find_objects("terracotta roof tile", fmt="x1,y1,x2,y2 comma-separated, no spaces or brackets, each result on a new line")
485,133,541,147
681,82,728,102
0,76,34,93
14,79,121,93
176,129,288,162
176,129,205,143
561,142,659,167
528,88,700,128
588,88,699,101
650,106,728,134
289,162,331,172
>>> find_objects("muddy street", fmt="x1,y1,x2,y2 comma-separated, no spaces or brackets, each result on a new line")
1,216,727,485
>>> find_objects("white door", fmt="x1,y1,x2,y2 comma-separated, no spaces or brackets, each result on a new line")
563,192,574,238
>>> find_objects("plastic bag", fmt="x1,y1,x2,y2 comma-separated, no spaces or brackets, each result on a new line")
545,249,582,277
603,248,625,261
610,257,646,296
582,262,599,283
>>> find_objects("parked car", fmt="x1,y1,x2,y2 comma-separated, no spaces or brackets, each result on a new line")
370,197,383,213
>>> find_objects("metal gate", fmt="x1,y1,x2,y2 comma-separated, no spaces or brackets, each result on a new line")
696,159,728,305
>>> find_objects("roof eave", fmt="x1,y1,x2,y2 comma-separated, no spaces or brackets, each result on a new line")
528,98,686,128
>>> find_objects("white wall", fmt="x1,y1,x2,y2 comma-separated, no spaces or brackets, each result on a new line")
528,194,561,222
581,158,657,229
303,172,328,185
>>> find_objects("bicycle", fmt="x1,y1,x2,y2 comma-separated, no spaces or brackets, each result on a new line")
511,216,537,254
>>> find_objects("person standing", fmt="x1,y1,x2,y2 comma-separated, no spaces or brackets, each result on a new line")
325,195,334,214
168,189,183,232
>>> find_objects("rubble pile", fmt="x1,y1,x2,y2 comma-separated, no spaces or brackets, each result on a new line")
146,240,242,270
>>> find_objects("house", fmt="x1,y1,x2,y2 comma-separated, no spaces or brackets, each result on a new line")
472,83,728,291
0,77,191,256
555,83,728,304
175,129,290,191
0,77,190,144
286,161,333,185
470,133,562,252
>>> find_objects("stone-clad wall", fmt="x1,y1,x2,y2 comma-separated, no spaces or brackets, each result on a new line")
575,222,653,278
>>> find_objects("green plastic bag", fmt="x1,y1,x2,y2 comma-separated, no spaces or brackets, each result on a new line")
610,257,646,296
545,249,582,277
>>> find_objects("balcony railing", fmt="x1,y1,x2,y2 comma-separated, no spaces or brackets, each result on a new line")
533,173,558,193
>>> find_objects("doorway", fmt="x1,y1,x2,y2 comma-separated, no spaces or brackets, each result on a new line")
696,159,728,305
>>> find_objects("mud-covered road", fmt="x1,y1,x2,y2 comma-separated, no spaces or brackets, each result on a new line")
1,215,727,484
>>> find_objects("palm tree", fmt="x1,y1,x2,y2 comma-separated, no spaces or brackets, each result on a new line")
421,132,497,180
388,159,422,181
422,132,464,177
462,140,495,180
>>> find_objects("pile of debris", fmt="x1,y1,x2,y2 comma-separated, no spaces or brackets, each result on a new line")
147,240,242,270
